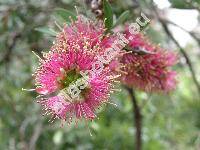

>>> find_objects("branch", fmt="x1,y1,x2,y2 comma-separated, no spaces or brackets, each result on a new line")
152,5,200,95
126,87,142,150
164,19,200,48
0,32,21,65
29,122,42,150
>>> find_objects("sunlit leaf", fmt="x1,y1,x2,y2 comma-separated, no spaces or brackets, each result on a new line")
35,27,57,36
113,10,130,28
54,8,77,23
103,0,113,31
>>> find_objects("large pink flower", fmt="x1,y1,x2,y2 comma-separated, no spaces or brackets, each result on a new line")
34,17,121,123
121,32,178,92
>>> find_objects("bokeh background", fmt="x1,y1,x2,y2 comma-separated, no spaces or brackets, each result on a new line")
0,0,200,149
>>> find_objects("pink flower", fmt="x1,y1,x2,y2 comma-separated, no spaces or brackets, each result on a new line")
121,32,178,92
51,16,116,54
34,16,121,123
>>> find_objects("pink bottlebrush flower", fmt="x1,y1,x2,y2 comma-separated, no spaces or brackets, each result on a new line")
34,16,122,124
120,32,178,92
51,16,116,54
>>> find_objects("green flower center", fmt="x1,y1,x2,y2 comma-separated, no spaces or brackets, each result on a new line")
61,69,82,88
57,68,90,102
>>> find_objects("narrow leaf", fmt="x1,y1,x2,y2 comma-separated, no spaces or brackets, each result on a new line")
113,10,130,28
124,46,155,55
35,27,57,36
54,8,77,23
103,0,113,31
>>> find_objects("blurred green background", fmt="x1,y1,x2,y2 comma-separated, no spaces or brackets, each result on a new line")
0,0,200,149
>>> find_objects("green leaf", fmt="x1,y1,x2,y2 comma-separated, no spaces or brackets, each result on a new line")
103,0,113,31
124,46,155,55
113,10,130,28
169,0,200,9
35,27,57,36
54,8,77,23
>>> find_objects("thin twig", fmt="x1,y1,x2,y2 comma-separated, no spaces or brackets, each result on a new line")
151,4,200,95
29,122,42,150
164,19,200,48
0,32,21,65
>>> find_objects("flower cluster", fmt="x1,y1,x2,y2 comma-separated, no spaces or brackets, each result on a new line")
120,31,177,92
33,16,178,125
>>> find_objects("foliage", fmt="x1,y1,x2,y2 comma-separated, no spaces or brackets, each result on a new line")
0,0,199,149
